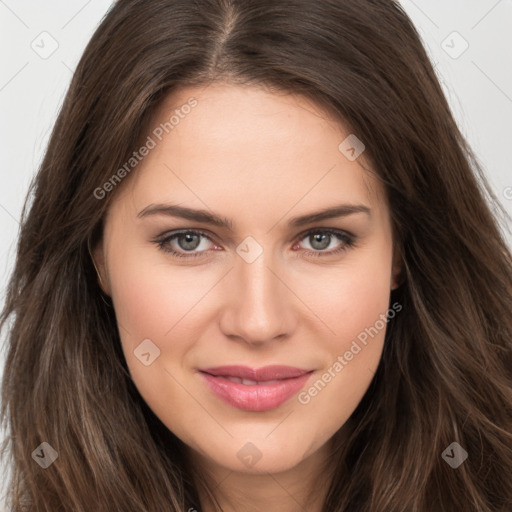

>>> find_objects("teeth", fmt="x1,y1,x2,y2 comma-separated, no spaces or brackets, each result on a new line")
223,376,281,385
224,376,243,384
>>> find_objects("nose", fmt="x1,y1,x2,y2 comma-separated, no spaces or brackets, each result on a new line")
218,249,296,346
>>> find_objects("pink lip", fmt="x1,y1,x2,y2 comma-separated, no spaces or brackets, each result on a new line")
198,365,313,412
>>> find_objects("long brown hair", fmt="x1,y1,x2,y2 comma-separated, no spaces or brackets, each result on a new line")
2,0,512,510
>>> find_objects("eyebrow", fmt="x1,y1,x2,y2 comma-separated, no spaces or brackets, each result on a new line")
137,202,371,230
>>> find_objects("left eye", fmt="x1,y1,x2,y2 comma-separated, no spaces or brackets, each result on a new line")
292,229,356,258
153,228,356,259
298,231,346,252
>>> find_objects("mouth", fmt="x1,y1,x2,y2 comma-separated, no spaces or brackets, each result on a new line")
198,365,314,412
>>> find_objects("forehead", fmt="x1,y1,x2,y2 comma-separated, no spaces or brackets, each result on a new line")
111,82,386,221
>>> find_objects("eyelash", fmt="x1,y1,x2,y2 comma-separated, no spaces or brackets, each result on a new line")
152,228,357,260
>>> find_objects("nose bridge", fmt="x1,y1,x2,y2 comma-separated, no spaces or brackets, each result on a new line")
221,243,292,343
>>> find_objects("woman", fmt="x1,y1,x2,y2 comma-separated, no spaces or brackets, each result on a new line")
1,0,512,510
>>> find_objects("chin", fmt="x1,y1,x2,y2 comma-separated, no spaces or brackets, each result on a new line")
197,434,322,475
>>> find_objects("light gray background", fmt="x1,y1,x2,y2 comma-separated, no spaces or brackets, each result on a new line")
1,0,511,507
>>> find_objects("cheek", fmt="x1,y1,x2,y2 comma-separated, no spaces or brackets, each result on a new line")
297,240,393,346
106,250,207,428
293,243,392,426
108,245,211,343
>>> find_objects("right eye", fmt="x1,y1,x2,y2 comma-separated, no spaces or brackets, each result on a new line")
153,229,220,259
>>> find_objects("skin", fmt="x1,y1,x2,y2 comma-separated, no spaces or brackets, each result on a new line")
93,82,402,512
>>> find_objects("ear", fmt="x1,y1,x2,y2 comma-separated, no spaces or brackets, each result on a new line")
391,244,404,290
90,239,112,296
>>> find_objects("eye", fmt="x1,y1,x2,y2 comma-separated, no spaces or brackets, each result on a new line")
152,228,357,260
293,229,356,258
153,230,217,259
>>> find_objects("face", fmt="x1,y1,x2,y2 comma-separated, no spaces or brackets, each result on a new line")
93,82,401,477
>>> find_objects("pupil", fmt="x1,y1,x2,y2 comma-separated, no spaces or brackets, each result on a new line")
311,233,330,250
179,233,200,251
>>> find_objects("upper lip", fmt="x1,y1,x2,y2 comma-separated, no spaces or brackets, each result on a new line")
199,365,312,381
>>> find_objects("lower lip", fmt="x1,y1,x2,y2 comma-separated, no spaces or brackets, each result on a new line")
199,371,313,411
